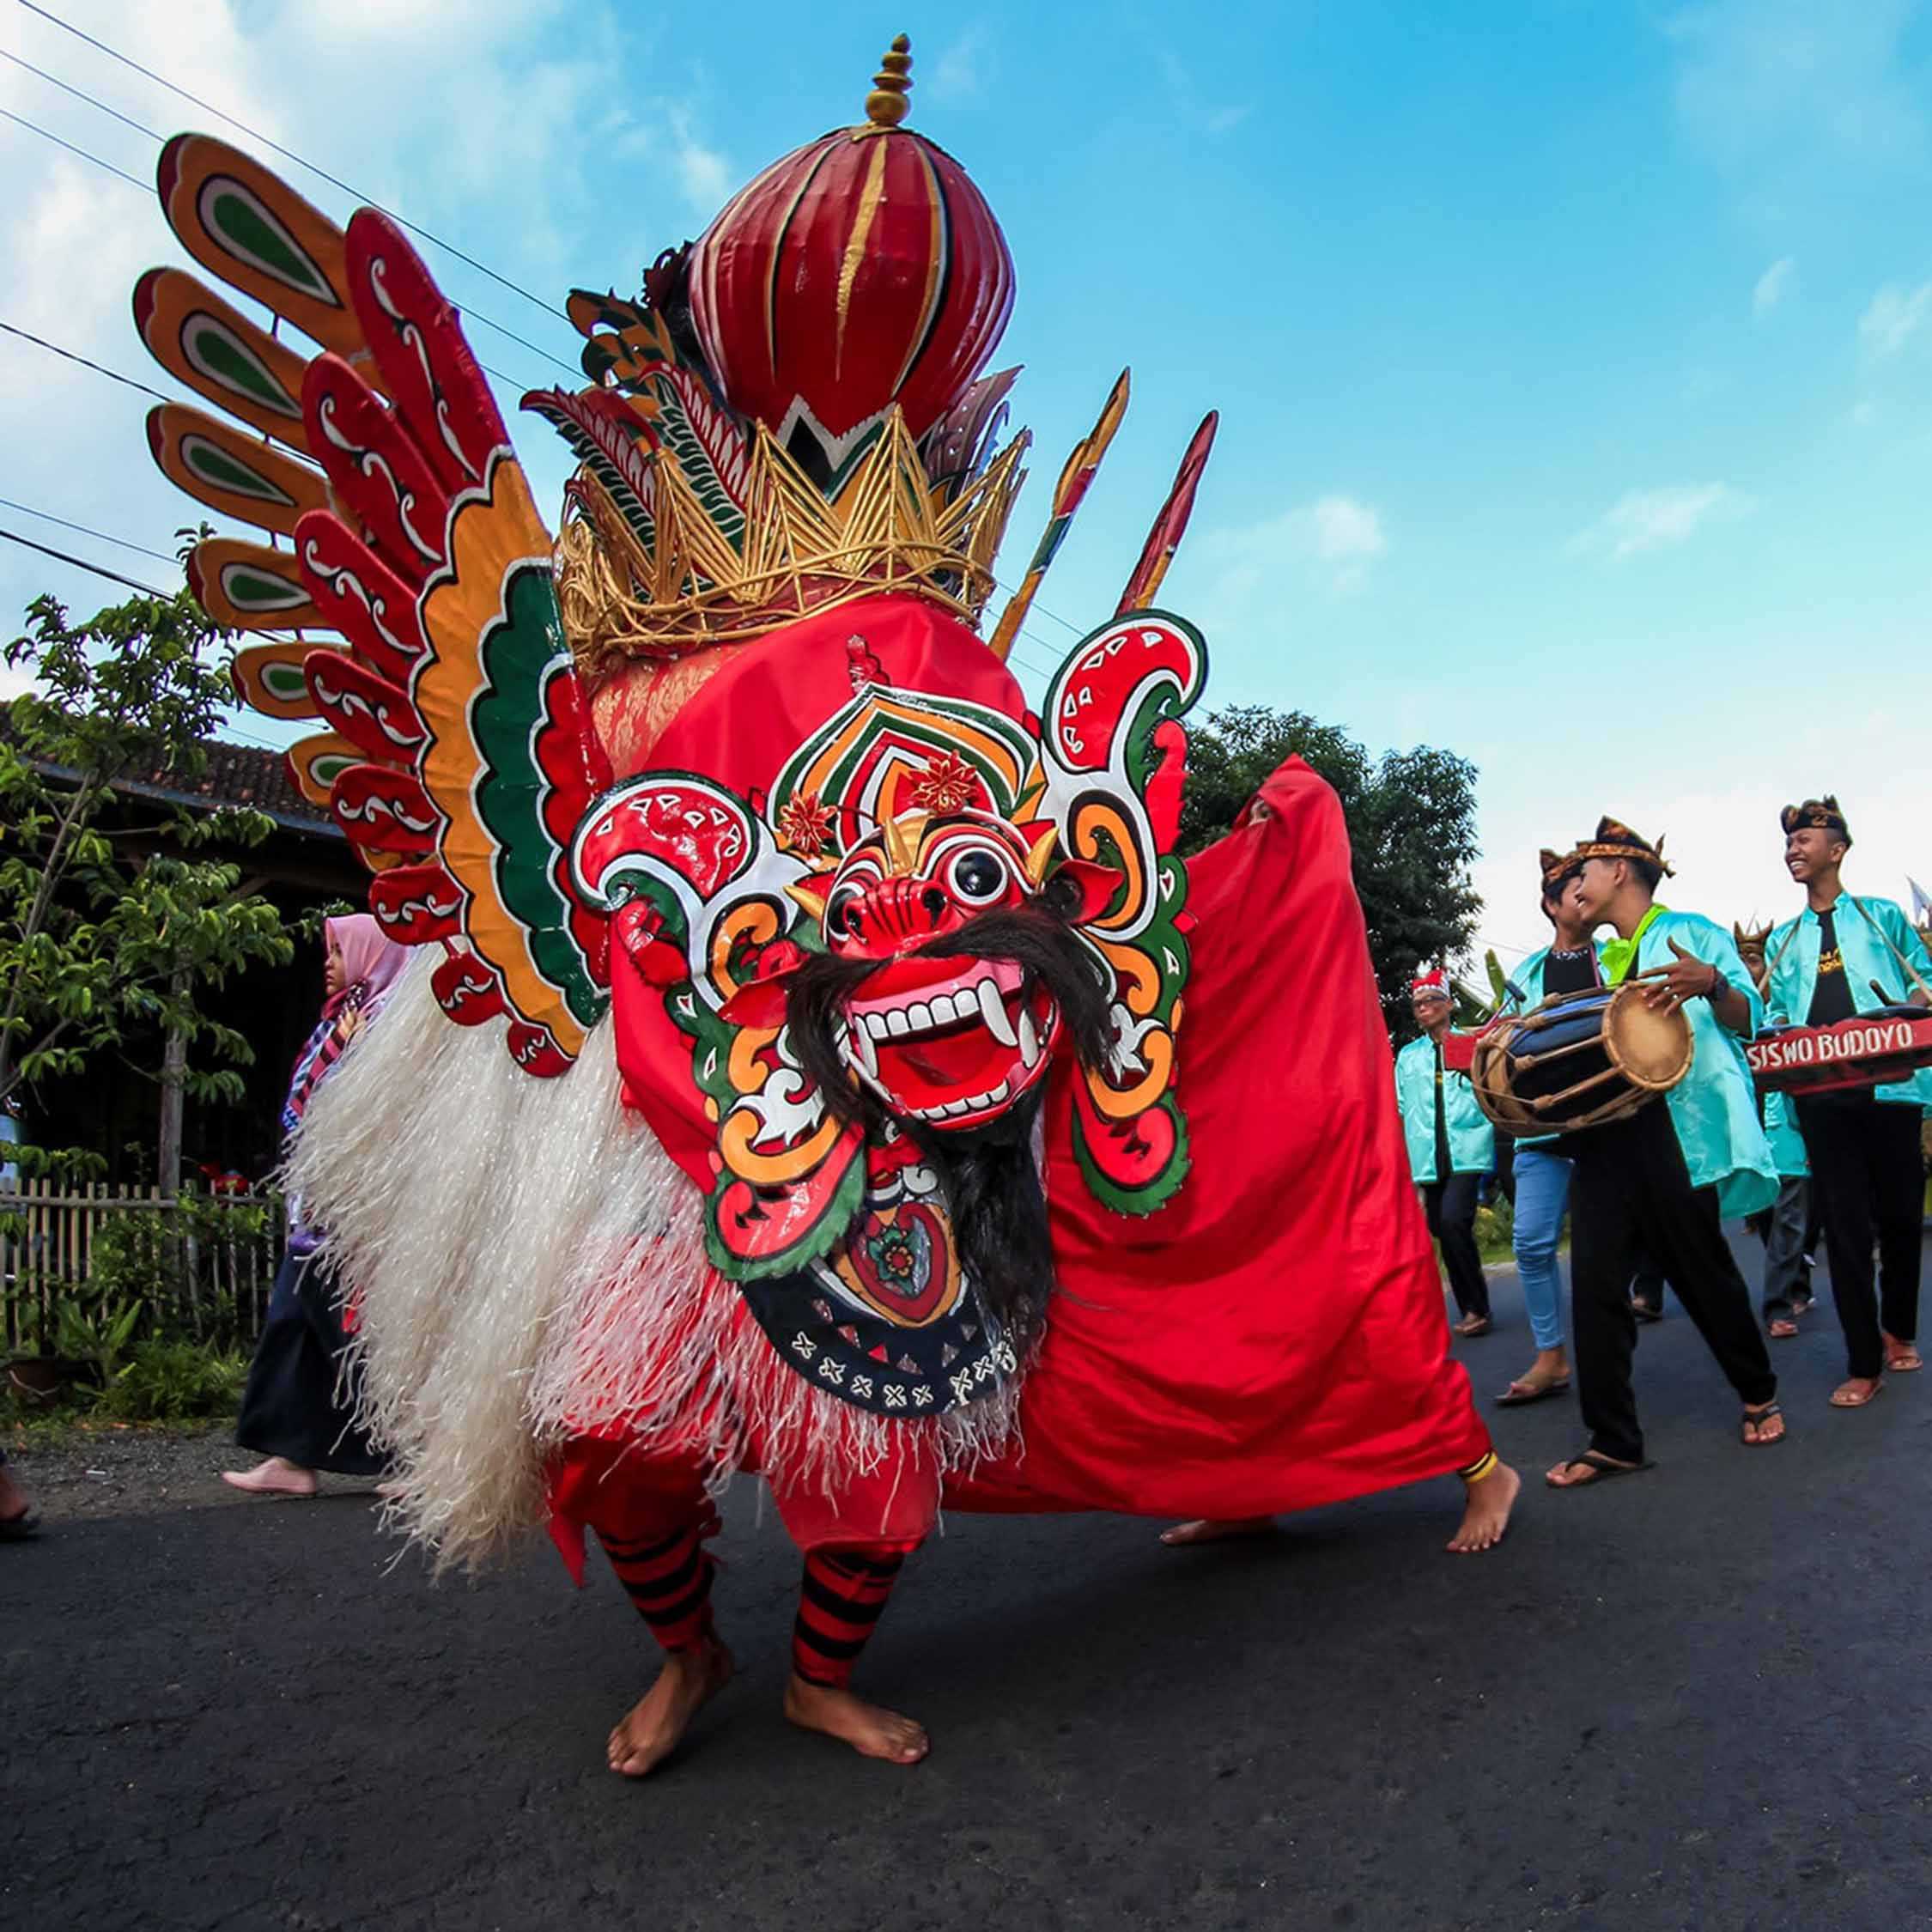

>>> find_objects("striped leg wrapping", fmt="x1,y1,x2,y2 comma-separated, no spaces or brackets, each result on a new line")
791,1548,909,1690
598,1522,716,1653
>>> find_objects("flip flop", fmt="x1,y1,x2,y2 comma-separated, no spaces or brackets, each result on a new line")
1767,1318,1799,1340
1454,1316,1493,1339
1741,1400,1786,1445
1545,1449,1654,1489
1883,1341,1923,1373
1497,1376,1571,1407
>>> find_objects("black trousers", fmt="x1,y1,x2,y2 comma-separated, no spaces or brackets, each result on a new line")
1567,1103,1776,1464
1422,1171,1489,1320
1795,1095,1924,1380
235,1248,385,1476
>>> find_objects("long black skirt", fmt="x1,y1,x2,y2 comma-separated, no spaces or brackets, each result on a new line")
234,1248,386,1476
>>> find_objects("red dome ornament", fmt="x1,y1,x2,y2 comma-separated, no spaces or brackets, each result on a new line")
688,36,1015,485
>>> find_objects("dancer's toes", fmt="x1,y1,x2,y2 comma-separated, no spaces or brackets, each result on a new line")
220,1457,318,1498
1158,1515,1275,1547
605,1637,733,1778
785,1675,929,1764
1446,1461,1520,1552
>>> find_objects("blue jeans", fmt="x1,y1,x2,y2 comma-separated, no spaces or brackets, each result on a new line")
1511,1145,1572,1351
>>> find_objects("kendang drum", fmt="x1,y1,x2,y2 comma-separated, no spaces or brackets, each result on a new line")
1469,982,1692,1135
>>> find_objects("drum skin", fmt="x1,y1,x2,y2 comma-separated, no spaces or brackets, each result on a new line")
1471,982,1692,1134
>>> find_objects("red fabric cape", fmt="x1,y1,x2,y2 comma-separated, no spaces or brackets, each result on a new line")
945,756,1491,1518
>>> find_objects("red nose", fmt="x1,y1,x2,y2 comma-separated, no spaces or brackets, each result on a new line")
845,876,952,952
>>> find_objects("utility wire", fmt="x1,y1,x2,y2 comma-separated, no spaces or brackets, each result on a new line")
0,496,177,563
0,319,170,401
1,46,159,143
0,526,173,598
17,0,573,325
0,65,578,380
0,104,144,185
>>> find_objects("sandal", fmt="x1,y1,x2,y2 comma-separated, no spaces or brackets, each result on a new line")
1766,1317,1799,1340
1741,1401,1786,1446
1497,1376,1571,1407
1454,1315,1493,1339
1631,1300,1663,1325
1545,1449,1654,1489
1830,1377,1883,1408
1883,1337,1923,1373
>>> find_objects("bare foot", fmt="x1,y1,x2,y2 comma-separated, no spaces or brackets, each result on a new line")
1830,1376,1883,1408
1158,1515,1275,1547
221,1457,318,1498
784,1674,928,1765
606,1637,734,1777
1446,1461,1520,1552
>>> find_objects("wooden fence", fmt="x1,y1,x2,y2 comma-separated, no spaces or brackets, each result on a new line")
0,1180,284,1354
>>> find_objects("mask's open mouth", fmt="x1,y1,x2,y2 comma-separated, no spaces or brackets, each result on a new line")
840,956,1057,1127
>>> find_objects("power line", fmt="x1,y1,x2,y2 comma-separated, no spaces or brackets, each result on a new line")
0,319,170,401
0,526,173,598
1,46,160,143
0,496,176,563
18,0,573,326
0,70,578,380
0,104,145,186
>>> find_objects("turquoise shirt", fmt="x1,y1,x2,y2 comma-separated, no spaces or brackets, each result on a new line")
1620,909,1777,1219
1394,1032,1495,1183
1762,1089,1807,1179
1764,894,1932,1109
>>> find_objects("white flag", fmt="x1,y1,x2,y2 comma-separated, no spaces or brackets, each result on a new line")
1909,876,1932,924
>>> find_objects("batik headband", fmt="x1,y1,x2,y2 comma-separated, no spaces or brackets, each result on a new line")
1565,815,1674,878
1779,796,1850,842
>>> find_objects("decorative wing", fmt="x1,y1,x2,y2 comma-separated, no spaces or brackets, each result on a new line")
134,134,613,1073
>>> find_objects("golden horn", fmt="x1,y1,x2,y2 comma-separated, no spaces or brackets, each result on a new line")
880,810,926,875
1022,823,1061,887
785,883,828,923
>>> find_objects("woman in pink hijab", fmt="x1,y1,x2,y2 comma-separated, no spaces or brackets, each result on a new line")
222,916,410,1498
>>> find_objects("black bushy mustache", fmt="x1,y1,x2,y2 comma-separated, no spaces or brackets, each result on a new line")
783,904,1115,1134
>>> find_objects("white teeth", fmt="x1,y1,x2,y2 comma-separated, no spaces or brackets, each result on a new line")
976,975,1018,1047
885,1007,911,1037
931,992,957,1024
907,1000,933,1033
848,1022,878,1078
1018,1004,1041,1068
863,1011,890,1040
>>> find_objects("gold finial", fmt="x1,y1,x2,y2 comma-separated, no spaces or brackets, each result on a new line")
864,34,913,129
880,808,927,875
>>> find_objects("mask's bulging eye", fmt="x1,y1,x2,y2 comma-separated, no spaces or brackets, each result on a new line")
825,888,862,939
947,846,1010,905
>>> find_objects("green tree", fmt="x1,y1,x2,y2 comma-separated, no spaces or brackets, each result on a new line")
0,580,294,1184
1178,704,1482,1036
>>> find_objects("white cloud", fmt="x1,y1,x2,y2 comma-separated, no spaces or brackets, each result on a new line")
1191,492,1389,620
1157,48,1252,140
1572,483,1756,558
1752,254,1795,314
1859,280,1932,355
929,29,990,105
1303,495,1387,568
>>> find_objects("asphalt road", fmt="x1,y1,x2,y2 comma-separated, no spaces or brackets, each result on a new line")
6,1235,1931,1932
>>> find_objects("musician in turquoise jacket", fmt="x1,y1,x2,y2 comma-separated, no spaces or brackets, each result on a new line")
1394,969,1495,1336
1545,817,1783,1492
1766,796,1930,1404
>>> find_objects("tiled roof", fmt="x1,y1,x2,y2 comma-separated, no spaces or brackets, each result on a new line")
131,736,334,832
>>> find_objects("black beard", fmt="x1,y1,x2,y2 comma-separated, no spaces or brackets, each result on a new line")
780,904,1115,1352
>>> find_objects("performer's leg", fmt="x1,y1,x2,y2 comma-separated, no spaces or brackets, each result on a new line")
1799,1097,1884,1389
1503,1147,1571,1398
1637,1117,1780,1441
550,1439,733,1777
1552,1125,1647,1483
1437,1170,1491,1323
1759,1176,1810,1332
770,1451,938,1765
1444,1444,1522,1553
1869,1103,1924,1366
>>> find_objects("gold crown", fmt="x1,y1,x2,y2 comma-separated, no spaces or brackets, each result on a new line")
555,410,1030,671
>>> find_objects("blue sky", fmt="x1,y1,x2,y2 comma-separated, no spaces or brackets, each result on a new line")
3,0,1929,963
